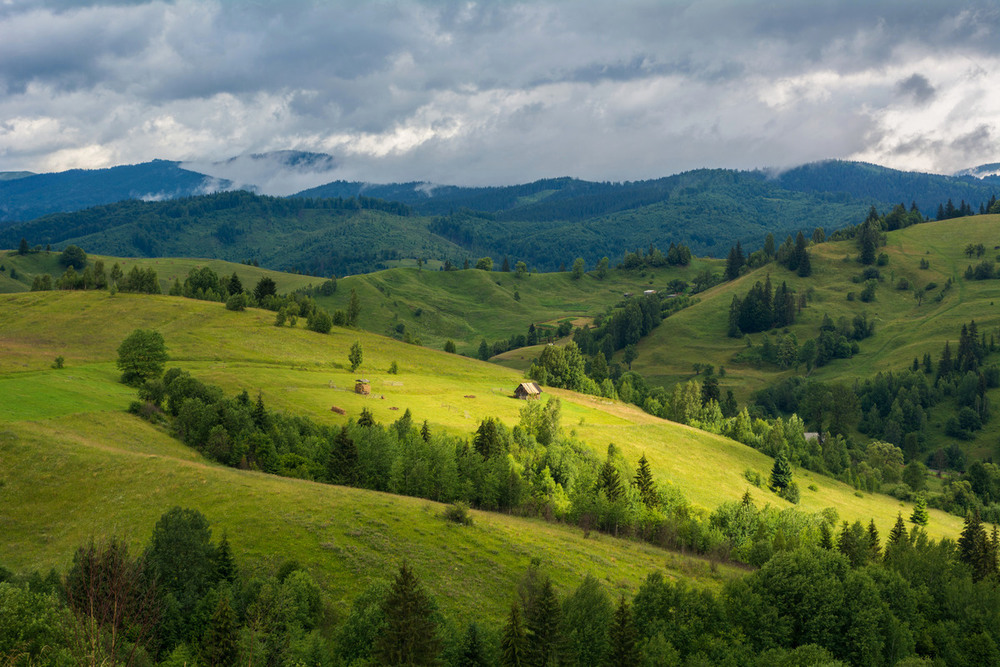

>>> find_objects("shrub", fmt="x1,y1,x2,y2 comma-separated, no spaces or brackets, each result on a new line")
52,356,64,369
743,468,763,487
388,361,399,374
307,309,333,334
876,253,889,266
225,293,247,311
443,502,473,526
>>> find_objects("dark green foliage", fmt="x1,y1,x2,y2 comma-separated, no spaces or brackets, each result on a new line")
58,244,87,269
215,534,237,583
460,622,490,666
376,563,442,666
501,604,527,667
17,237,29,254
910,495,929,526
347,288,361,326
306,308,333,334
327,428,359,485
725,241,745,280
633,455,657,508
525,578,561,667
609,595,638,667
200,594,239,667
444,340,457,353
770,452,792,491
958,509,995,581
561,575,611,666
116,328,168,386
253,275,277,302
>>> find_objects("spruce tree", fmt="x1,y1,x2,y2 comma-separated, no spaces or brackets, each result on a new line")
909,494,929,526
867,519,881,563
328,428,359,485
201,594,239,667
501,604,526,666
421,420,431,443
598,458,623,501
358,408,375,428
376,563,442,666
818,522,833,550
958,509,991,581
632,455,657,508
608,594,638,667
461,622,489,666
770,452,792,491
215,534,237,583
526,579,561,667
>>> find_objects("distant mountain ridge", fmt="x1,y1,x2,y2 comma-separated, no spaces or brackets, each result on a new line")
0,160,227,225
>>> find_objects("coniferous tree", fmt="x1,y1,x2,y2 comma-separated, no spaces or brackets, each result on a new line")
347,288,361,326
201,594,239,667
479,339,491,361
215,534,237,583
608,595,638,667
18,237,29,255
910,494,929,526
526,579,561,667
598,456,623,502
461,622,490,667
819,522,833,550
328,428,359,485
420,420,431,443
958,509,991,581
725,242,745,280
358,408,376,428
867,519,881,563
501,604,527,667
376,563,442,666
770,452,792,491
632,455,657,508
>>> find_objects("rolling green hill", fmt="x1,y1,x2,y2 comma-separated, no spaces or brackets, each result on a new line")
0,291,962,596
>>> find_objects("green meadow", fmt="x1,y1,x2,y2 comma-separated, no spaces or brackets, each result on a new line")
0,290,962,602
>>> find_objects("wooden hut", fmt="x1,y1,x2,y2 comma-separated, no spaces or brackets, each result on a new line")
355,379,371,395
514,381,542,400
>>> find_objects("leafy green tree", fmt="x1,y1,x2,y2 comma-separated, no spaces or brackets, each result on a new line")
306,308,332,333
596,257,610,279
623,344,638,370
349,340,363,371
116,329,168,386
59,244,87,269
562,575,611,666
571,257,585,280
909,494,929,526
769,452,792,491
376,563,442,666
515,261,528,278
347,288,361,326
476,257,494,271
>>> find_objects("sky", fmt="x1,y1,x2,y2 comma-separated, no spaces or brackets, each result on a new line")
1,0,999,190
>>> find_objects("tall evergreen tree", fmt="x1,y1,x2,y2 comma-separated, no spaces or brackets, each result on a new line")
867,519,881,563
525,579,561,667
461,622,490,666
818,522,833,550
328,428,359,485
201,594,239,667
632,455,657,509
958,509,991,581
608,595,638,667
770,452,792,491
215,534,237,583
501,604,527,667
725,242,745,280
597,458,623,502
910,494,929,526
376,563,442,666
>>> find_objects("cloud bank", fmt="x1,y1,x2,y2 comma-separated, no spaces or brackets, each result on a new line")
1,0,999,187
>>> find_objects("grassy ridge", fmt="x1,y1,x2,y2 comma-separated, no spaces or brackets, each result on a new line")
1,413,738,621
0,291,962,542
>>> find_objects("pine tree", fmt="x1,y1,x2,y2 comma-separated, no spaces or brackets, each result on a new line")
479,339,491,361
770,452,792,491
347,288,361,326
598,458,623,501
608,594,638,667
819,522,833,550
526,579,561,667
461,622,489,666
358,408,375,428
18,237,29,255
421,420,431,443
958,509,991,581
501,604,526,666
215,534,237,583
632,455,657,508
886,513,908,552
867,519,881,563
910,494,929,526
201,594,239,667
376,563,442,666
328,428,359,485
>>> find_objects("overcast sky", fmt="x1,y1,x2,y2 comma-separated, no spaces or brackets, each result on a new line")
1,0,999,189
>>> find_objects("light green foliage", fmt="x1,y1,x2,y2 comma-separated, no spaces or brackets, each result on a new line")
476,257,494,271
116,328,168,386
571,257,585,280
349,340,363,371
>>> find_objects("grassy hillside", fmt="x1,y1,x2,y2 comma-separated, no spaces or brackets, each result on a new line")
0,291,962,554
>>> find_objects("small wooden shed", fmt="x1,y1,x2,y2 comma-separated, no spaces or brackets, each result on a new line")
515,381,542,400
355,379,371,395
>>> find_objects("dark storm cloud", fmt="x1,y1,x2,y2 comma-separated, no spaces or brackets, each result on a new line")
1,0,999,183
896,74,937,105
